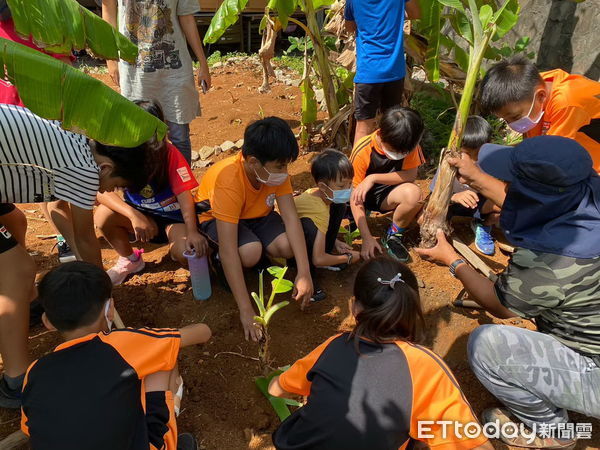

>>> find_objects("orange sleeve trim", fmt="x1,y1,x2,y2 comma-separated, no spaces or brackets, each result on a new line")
279,334,342,396
351,145,372,187
402,145,425,170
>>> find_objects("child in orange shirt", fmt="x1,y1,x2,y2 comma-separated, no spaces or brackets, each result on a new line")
480,56,600,173
269,257,491,450
350,107,426,262
195,117,313,341
21,262,212,450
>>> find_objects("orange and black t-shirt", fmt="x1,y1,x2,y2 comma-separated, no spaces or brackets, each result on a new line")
194,153,293,224
273,333,488,450
526,69,600,173
21,327,181,450
350,131,425,187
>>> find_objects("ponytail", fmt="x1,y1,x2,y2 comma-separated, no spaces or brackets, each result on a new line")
351,257,424,350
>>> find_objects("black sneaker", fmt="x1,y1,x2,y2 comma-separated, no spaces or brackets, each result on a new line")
310,288,327,303
382,233,410,262
177,432,198,450
56,241,77,263
0,376,22,409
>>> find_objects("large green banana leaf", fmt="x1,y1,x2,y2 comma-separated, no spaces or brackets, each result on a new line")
204,0,249,44
0,38,167,147
7,0,137,63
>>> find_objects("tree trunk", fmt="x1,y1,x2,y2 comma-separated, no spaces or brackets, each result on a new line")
258,15,279,94
419,29,494,248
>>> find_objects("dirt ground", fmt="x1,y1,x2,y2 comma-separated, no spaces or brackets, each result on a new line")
1,61,599,449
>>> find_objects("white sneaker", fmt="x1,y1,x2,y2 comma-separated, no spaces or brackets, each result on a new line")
107,249,145,285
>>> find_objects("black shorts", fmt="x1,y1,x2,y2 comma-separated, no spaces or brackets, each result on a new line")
199,210,286,249
0,223,17,254
300,203,347,262
0,203,16,216
354,79,405,121
364,184,397,213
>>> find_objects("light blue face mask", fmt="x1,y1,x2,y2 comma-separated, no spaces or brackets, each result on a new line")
322,184,352,204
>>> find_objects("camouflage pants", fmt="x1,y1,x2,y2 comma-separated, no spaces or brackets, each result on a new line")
468,325,600,428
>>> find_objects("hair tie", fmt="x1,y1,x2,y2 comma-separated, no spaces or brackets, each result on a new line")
377,273,404,290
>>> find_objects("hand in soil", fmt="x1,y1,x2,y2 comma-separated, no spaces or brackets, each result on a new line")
451,190,479,209
293,273,313,311
415,229,460,266
361,236,382,261
131,213,158,242
351,177,375,205
240,310,263,342
185,231,209,256
334,240,353,254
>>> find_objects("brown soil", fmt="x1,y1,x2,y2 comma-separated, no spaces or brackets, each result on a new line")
1,62,598,449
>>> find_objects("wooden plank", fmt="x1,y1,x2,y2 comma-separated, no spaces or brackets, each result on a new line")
0,430,28,449
451,237,498,282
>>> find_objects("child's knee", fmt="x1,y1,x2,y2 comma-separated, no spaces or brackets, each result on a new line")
267,233,293,259
239,241,262,268
402,182,423,205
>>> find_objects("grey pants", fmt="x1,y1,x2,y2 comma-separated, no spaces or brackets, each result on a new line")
167,121,192,165
468,325,600,428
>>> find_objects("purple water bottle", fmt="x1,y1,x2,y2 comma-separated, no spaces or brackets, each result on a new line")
183,250,212,300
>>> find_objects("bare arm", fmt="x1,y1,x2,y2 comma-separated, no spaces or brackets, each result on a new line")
405,0,421,19
178,15,211,90
176,190,208,255
70,205,103,268
268,375,296,399
448,156,506,207
368,167,417,186
276,195,314,308
101,0,120,87
311,230,348,267
179,323,212,347
216,220,261,341
415,230,515,319
96,192,138,219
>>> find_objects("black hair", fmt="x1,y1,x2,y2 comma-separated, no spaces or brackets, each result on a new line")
90,99,169,193
133,99,170,191
462,116,493,150
310,148,354,183
379,107,425,154
38,262,113,332
242,117,299,165
480,56,544,114
351,257,424,348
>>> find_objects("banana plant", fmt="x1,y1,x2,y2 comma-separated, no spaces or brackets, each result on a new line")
8,0,137,63
419,0,520,247
204,0,348,147
339,225,360,247
251,266,294,366
255,366,303,421
2,0,167,147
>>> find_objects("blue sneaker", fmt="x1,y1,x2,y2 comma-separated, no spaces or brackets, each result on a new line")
471,221,495,255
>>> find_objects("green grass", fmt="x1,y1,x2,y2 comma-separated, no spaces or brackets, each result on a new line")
273,55,304,75
202,50,251,68
410,90,456,164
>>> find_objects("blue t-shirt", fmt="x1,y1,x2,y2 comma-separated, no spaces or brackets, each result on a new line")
344,0,407,84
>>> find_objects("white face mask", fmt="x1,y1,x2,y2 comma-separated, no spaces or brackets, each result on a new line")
104,300,113,331
383,148,409,161
255,165,288,186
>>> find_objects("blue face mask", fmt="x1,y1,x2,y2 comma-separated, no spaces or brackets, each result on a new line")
321,184,352,204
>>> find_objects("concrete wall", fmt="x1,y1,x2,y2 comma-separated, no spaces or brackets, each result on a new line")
504,0,600,80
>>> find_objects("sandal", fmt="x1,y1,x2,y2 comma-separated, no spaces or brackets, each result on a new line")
481,407,577,449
